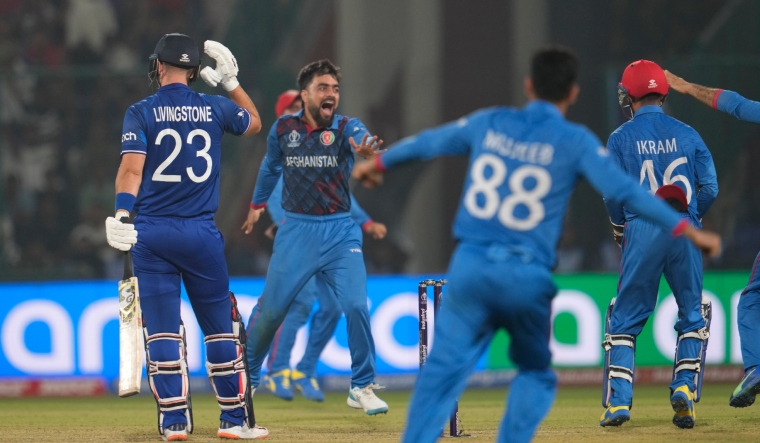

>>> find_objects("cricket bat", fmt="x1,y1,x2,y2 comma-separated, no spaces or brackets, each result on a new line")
118,248,143,397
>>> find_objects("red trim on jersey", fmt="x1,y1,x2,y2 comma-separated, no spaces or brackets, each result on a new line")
251,202,267,210
671,218,689,237
361,220,374,231
374,155,386,173
712,89,723,109
303,122,323,136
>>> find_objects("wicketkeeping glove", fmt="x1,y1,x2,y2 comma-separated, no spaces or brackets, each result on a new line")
611,223,624,247
200,40,239,91
105,217,138,251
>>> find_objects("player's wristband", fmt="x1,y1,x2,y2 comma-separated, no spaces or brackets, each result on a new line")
711,89,724,110
361,220,374,232
115,193,136,213
374,155,386,173
671,218,689,237
251,202,267,210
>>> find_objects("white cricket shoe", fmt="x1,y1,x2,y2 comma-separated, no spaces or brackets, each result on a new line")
217,420,269,440
161,423,187,441
347,383,389,415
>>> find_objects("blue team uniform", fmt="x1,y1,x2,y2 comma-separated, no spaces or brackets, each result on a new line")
121,83,252,428
603,105,718,407
262,177,372,379
712,90,760,370
246,110,378,390
377,101,687,443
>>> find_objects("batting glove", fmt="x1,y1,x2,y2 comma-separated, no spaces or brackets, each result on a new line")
202,40,239,91
200,66,223,88
105,217,138,251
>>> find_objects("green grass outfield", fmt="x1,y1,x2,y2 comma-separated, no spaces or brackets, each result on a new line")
1,383,758,442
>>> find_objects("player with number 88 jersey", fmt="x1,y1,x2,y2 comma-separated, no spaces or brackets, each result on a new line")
352,47,721,443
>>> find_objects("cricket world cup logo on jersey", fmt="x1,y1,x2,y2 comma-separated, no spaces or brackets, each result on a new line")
320,131,335,146
288,130,301,147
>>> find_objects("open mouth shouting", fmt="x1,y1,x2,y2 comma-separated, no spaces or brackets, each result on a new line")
320,100,335,120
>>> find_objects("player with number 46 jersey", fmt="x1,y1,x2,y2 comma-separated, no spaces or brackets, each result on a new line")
352,48,721,443
600,60,718,430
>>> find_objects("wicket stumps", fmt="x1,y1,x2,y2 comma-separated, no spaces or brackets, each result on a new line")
418,279,465,438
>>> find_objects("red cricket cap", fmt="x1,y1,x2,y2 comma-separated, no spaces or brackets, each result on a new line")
655,184,687,209
275,90,301,118
620,60,669,99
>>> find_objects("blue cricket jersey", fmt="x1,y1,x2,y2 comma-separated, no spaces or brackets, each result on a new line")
604,105,718,227
379,101,686,268
121,83,252,217
265,177,372,227
712,90,760,295
251,110,370,215
715,90,760,123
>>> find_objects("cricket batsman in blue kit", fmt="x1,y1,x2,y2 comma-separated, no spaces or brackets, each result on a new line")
105,34,268,440
600,60,718,429
242,59,390,415
665,69,760,408
245,91,387,402
352,47,721,443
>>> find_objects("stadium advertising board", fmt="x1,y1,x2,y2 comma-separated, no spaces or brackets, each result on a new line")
0,273,749,382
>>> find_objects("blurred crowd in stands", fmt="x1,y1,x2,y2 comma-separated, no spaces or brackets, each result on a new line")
0,0,218,280
0,0,757,281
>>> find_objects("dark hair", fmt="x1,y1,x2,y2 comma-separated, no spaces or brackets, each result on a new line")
632,92,666,103
297,59,341,91
531,47,579,102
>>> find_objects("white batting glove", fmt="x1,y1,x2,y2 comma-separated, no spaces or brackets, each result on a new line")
203,40,239,91
105,216,138,252
200,66,222,88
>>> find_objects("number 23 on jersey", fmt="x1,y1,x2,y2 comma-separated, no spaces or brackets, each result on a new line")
152,128,213,183
464,153,552,231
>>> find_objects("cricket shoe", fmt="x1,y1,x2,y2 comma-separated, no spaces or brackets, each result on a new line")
671,385,696,429
263,369,293,400
217,420,269,440
599,405,630,427
347,383,389,415
161,423,187,441
291,369,325,402
730,366,760,408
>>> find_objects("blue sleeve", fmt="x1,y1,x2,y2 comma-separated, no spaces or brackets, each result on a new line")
691,132,718,218
716,90,760,123
121,105,148,155
212,95,252,136
380,115,473,169
579,132,683,232
602,132,626,227
345,118,371,154
251,123,283,206
264,178,285,223
349,194,371,227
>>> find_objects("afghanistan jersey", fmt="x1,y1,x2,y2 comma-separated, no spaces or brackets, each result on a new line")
379,101,685,268
121,83,251,217
265,176,372,227
604,105,718,227
252,109,370,215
